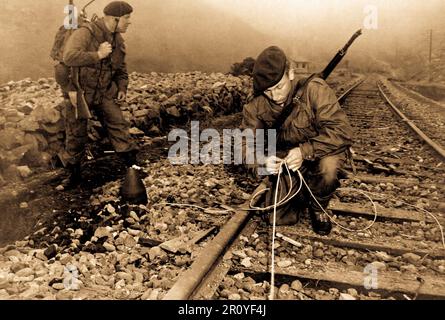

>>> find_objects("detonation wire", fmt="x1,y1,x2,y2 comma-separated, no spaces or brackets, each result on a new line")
153,163,445,300
250,163,378,233
252,161,378,300
337,188,445,249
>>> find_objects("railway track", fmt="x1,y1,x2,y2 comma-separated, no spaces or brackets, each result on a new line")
378,80,445,159
164,76,445,301
1,74,444,301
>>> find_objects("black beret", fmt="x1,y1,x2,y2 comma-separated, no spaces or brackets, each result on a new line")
104,1,133,17
253,46,287,95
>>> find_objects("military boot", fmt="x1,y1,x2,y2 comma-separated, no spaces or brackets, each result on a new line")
309,196,333,236
268,206,300,226
61,163,82,189
264,172,308,226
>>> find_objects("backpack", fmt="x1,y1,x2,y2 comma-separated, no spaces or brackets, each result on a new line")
50,18,95,91
50,26,74,63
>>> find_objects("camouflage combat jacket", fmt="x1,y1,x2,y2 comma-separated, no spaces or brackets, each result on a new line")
241,77,353,162
63,18,128,98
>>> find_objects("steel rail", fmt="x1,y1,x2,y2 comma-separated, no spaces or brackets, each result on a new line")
163,79,367,300
378,82,445,160
337,77,366,103
163,181,267,300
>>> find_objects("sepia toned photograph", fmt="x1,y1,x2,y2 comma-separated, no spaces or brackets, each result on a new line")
0,0,444,308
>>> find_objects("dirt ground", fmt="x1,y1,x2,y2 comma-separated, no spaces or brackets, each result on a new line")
0,137,169,247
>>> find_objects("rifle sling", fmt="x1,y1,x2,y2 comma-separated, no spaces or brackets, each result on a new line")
271,73,319,130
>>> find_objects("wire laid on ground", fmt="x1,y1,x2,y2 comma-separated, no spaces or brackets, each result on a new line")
338,188,445,250
268,161,283,301
249,164,379,232
304,183,378,233
151,161,445,301
262,162,378,300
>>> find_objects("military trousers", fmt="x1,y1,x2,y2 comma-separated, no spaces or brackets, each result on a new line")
59,90,136,167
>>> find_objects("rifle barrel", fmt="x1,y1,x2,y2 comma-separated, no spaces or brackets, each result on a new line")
320,29,362,80
82,0,96,12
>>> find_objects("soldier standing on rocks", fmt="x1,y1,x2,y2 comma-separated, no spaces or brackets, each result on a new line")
58,1,138,188
241,46,353,236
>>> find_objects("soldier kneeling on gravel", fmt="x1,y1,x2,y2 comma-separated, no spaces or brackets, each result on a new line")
57,1,138,188
241,46,353,235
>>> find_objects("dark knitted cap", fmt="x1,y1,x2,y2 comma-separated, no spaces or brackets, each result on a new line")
253,46,287,95
104,1,133,17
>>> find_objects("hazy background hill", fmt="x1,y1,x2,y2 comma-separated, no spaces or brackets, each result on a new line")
0,0,273,84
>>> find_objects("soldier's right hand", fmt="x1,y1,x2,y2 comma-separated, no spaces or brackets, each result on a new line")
97,42,113,60
265,156,284,175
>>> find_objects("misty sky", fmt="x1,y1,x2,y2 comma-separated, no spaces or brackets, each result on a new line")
0,0,444,83
204,0,444,33
203,0,445,52
61,0,445,47
36,0,445,56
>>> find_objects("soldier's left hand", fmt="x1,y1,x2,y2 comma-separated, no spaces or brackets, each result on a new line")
117,91,127,102
285,147,303,172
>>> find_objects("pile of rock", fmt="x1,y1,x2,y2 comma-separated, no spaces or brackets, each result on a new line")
0,241,180,300
0,78,65,183
0,72,253,184
122,72,252,134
